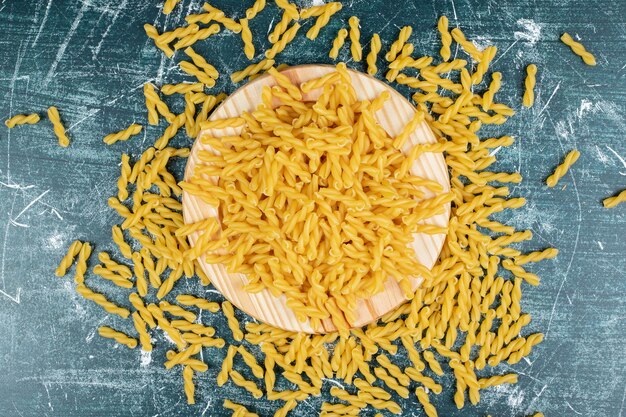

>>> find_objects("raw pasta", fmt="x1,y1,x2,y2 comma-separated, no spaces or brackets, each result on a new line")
329,28,348,59
523,64,537,107
561,32,596,66
546,149,580,187
603,189,626,208
103,123,143,145
348,16,362,61
47,106,70,147
5,113,40,128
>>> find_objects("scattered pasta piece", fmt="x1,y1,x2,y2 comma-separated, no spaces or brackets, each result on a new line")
603,189,626,208
329,28,348,60
103,123,143,145
366,34,381,75
523,64,537,107
55,240,83,277
47,106,70,147
348,16,362,61
231,58,275,83
163,0,181,14
246,0,266,20
98,326,138,348
438,16,451,61
240,18,256,60
561,32,596,66
306,2,342,40
5,113,40,128
386,26,412,62
546,149,580,187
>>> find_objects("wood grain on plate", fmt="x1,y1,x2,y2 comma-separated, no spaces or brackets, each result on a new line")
182,64,450,333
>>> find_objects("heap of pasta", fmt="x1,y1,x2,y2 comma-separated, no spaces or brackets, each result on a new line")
49,1,581,415
182,64,449,330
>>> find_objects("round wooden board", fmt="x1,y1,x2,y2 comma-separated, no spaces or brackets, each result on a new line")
183,64,451,333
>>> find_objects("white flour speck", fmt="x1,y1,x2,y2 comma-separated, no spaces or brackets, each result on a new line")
514,19,542,45
140,349,152,367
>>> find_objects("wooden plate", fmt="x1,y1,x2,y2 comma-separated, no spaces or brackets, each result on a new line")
182,64,450,333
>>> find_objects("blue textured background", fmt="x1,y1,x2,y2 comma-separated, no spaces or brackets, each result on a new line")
0,1,625,416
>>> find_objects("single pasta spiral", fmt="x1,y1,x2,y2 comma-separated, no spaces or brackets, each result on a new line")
239,18,255,60
603,189,626,208
245,0,266,19
366,33,382,75
438,16,452,61
329,28,348,59
482,72,502,111
76,284,130,318
131,312,152,351
306,2,342,40
231,58,275,83
184,47,219,79
47,106,70,147
415,387,438,417
103,123,142,145
183,365,195,404
348,16,362,62
97,326,137,348
514,247,558,265
74,242,92,284
561,32,596,66
163,0,181,14
55,240,82,276
5,113,40,128
523,64,537,107
546,149,580,187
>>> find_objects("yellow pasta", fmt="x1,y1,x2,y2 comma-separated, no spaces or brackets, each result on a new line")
222,301,244,341
161,83,204,96
415,387,438,417
514,248,559,265
132,312,152,351
546,149,580,187
246,0,266,19
176,294,220,312
163,0,181,14
348,16,362,61
76,284,130,318
103,123,143,145
174,24,220,50
183,365,195,404
306,2,342,40
58,10,565,417
74,242,92,285
184,47,219,79
438,16,451,61
202,3,242,33
386,26,412,62
240,18,255,60
180,61,217,87
98,326,137,348
5,113,40,128
451,28,482,61
55,240,83,277
366,34,381,75
603,189,626,208
231,59,275,83
230,370,263,398
561,32,596,66
329,28,348,60
47,106,70,147
265,22,300,59
523,64,537,107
